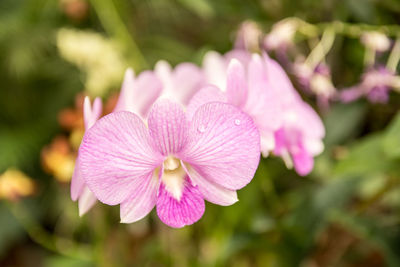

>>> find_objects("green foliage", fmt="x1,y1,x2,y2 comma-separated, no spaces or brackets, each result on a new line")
382,111,400,158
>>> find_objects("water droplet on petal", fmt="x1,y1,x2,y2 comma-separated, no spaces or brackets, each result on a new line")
234,119,241,126
198,125,206,133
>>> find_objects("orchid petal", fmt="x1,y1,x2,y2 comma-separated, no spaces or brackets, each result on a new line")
182,162,238,206
226,59,247,108
148,100,189,155
263,53,301,106
179,102,260,190
245,54,282,133
156,177,205,228
292,145,314,176
155,61,204,104
186,85,227,121
120,171,158,223
114,68,162,117
71,96,102,209
203,51,227,90
260,131,275,157
71,158,84,201
84,96,103,130
134,71,163,116
113,68,135,113
172,63,204,104
80,111,163,205
225,50,252,67
154,60,172,83
78,187,97,216
304,138,324,156
290,102,325,139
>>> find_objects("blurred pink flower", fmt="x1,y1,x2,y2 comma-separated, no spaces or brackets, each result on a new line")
254,55,325,175
266,57,325,175
273,102,325,176
263,19,297,52
200,51,281,155
292,60,337,110
79,100,260,228
200,50,325,175
155,61,205,105
113,68,162,116
340,66,400,104
234,20,262,51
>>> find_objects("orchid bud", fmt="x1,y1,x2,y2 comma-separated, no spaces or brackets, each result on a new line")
361,31,391,52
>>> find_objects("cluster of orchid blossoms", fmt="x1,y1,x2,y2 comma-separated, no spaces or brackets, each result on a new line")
71,49,325,228
262,19,400,108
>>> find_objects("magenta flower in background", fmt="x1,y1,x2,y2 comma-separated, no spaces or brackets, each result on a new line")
340,66,400,104
154,60,205,105
264,55,325,176
200,50,325,176
70,96,102,216
78,100,260,228
273,102,325,176
116,61,204,111
234,20,262,51
113,68,162,116
291,60,337,110
115,60,204,117
201,50,282,155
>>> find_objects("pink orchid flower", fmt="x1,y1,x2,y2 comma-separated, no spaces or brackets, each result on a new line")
273,102,325,176
265,55,325,176
340,66,400,104
199,50,282,155
200,50,324,176
70,96,102,216
78,99,260,228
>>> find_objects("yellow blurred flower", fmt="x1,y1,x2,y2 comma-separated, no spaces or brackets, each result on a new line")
41,136,76,183
0,168,35,201
57,28,127,96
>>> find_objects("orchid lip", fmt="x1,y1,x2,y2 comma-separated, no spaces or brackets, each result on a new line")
161,156,186,201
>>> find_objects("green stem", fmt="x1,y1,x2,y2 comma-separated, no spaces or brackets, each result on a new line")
291,18,400,39
89,0,148,71
305,27,336,69
364,47,376,67
387,36,400,72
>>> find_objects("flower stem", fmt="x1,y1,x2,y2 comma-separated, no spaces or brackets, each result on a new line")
387,36,400,72
296,19,400,38
305,27,336,70
363,47,376,67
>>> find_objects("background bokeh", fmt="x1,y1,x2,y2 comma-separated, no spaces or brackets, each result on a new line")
1,0,400,266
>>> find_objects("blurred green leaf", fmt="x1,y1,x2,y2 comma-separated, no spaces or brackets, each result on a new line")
44,256,93,267
334,134,395,176
330,211,400,267
0,203,24,258
323,102,367,146
176,0,215,19
382,111,400,159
